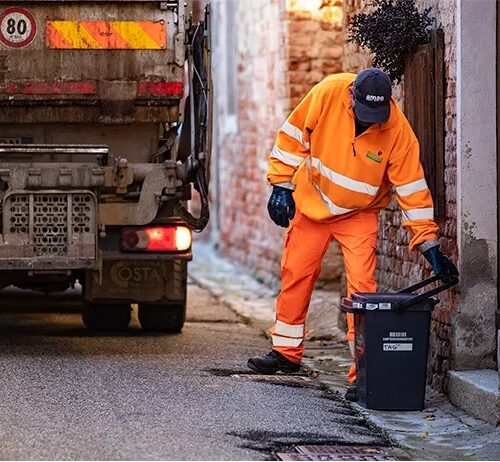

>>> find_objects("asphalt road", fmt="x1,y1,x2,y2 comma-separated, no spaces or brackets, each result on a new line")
0,282,388,460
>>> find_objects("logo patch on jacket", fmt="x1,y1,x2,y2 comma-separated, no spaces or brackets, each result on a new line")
366,151,383,164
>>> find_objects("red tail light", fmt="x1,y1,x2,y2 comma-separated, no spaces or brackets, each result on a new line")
121,226,192,252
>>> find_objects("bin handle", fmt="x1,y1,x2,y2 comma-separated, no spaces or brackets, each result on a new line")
394,275,459,312
398,275,442,294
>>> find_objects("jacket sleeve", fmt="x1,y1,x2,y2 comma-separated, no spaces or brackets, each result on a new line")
267,85,324,189
387,120,440,251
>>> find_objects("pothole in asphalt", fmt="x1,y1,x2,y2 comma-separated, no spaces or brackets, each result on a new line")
206,368,318,388
205,368,261,376
233,374,318,389
206,368,309,377
186,319,241,324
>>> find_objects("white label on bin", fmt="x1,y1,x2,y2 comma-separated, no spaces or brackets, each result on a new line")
389,331,407,338
383,343,413,351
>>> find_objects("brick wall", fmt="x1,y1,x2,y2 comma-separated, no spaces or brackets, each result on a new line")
288,7,344,108
342,0,459,392
211,0,345,289
211,0,288,288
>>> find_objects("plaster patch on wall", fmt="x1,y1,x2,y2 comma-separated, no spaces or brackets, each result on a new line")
452,233,497,369
459,234,495,299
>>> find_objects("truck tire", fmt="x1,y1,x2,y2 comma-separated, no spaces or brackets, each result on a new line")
82,303,131,332
138,302,186,333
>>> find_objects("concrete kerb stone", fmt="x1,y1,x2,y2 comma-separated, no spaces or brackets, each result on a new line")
190,240,500,460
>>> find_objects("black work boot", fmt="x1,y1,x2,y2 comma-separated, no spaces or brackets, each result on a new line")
345,382,357,402
247,350,301,374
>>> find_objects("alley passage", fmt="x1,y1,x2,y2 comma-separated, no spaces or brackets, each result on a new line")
0,283,388,460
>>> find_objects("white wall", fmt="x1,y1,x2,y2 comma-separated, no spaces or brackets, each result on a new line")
454,0,498,370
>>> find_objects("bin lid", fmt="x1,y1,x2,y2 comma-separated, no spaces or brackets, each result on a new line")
342,292,436,312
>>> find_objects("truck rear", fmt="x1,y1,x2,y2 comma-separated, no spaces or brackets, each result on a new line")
0,0,211,331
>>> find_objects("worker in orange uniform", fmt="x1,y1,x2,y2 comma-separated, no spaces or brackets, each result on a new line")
247,68,458,401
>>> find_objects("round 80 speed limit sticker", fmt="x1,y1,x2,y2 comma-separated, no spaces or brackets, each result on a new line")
0,7,37,48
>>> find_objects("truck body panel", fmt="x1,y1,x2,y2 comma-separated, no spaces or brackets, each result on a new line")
0,1,185,124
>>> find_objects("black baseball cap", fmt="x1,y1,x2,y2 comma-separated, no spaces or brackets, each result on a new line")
353,68,392,124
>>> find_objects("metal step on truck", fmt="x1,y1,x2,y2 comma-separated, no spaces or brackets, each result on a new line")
0,0,211,332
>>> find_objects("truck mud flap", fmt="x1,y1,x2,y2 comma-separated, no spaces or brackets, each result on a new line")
86,259,186,303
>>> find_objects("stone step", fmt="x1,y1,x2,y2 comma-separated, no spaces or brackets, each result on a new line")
448,369,499,425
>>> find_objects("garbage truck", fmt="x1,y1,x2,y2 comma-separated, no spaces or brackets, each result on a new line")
0,0,211,332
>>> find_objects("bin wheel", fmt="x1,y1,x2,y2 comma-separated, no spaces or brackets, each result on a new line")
82,303,131,332
138,303,186,333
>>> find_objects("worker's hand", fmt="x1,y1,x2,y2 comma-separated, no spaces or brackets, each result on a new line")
267,185,295,228
422,245,459,279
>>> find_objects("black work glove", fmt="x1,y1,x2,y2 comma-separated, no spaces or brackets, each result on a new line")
267,185,295,228
422,245,459,279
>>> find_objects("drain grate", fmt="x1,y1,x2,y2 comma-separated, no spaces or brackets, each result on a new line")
277,446,399,461
276,454,319,461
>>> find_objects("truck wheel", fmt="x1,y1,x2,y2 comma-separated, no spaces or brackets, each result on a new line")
138,303,186,333
82,303,131,332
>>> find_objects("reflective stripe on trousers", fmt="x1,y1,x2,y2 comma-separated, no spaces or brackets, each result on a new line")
271,209,378,381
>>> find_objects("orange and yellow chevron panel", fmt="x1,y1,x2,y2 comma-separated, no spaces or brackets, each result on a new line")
46,21,166,50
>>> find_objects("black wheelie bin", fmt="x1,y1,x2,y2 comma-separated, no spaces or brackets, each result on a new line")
342,275,459,411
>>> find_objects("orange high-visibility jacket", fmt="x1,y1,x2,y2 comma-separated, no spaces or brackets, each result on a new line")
267,73,439,251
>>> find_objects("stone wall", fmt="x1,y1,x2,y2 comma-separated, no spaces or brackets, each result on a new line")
342,0,459,391
211,0,345,289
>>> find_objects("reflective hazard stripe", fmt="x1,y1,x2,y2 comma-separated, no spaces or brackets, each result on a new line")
275,320,304,338
272,334,303,348
280,120,310,149
401,207,434,221
348,340,355,358
273,182,296,191
271,145,304,167
311,157,379,196
395,178,428,197
418,239,439,253
312,181,355,216
304,157,356,216
46,21,166,50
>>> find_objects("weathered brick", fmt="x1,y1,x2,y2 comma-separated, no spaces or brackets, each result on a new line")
318,44,344,59
212,0,345,292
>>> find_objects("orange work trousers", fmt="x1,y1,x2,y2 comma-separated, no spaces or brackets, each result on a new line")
269,209,378,383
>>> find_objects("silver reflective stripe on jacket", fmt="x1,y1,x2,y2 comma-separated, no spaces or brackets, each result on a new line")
401,207,434,221
395,178,428,197
271,145,304,167
280,120,310,149
311,157,380,196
